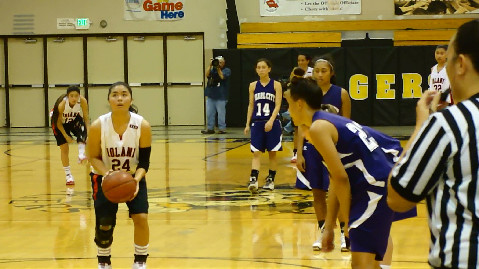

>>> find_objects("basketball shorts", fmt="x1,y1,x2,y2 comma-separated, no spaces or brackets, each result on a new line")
52,115,87,146
250,119,282,152
348,190,394,261
90,172,149,226
295,142,329,191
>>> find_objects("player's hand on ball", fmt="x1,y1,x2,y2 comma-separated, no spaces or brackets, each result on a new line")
321,228,335,252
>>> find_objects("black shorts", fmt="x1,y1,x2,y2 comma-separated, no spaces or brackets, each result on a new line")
52,115,87,146
90,172,149,227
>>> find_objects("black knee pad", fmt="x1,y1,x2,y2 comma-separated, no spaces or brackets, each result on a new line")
94,217,115,248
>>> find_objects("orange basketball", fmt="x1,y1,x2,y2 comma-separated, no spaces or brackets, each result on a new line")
102,171,137,203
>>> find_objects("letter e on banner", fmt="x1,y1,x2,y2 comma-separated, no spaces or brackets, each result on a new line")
376,74,395,100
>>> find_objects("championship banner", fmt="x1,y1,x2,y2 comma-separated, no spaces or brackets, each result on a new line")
395,0,479,15
259,0,361,16
124,0,185,21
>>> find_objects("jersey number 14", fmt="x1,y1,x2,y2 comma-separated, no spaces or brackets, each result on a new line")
256,103,270,117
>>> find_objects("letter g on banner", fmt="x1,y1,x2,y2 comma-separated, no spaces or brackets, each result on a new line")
349,74,368,100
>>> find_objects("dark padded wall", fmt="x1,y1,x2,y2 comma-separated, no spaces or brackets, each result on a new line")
214,46,438,127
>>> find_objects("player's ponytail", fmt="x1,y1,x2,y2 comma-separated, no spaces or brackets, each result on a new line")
129,104,139,114
288,76,323,109
51,94,67,126
292,67,305,78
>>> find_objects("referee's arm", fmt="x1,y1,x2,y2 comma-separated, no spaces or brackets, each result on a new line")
387,90,442,212
387,179,417,212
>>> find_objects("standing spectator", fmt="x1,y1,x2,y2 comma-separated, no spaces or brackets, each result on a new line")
201,56,231,134
388,19,479,269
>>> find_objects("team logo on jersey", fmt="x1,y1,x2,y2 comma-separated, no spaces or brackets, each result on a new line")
9,184,314,215
264,0,279,12
129,124,139,129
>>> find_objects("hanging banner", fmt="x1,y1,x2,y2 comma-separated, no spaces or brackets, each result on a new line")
259,0,361,16
394,0,479,15
124,0,185,21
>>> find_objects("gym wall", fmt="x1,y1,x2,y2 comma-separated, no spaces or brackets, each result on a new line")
216,46,437,127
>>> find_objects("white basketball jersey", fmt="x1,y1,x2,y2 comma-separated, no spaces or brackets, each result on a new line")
429,64,450,93
62,97,83,124
93,112,143,175
304,67,313,78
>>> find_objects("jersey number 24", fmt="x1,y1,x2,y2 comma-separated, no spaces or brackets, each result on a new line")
111,159,131,172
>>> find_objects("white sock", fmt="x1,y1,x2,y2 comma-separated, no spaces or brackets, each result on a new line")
63,166,71,176
134,244,148,256
380,265,391,269
78,143,86,157
98,246,111,257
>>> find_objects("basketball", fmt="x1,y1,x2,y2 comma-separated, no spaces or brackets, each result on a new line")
102,171,137,203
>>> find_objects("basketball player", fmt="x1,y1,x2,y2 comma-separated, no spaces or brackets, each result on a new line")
285,76,400,269
244,58,283,193
294,57,351,251
50,85,90,185
87,82,152,269
429,45,453,110
286,53,313,164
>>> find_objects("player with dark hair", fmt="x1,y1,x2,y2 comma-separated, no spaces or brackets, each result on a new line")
430,45,453,110
285,75,403,268
244,58,283,193
51,85,90,185
87,81,152,269
285,53,313,163
295,56,351,251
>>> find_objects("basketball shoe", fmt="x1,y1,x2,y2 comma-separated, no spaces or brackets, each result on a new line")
340,232,350,252
98,263,112,269
78,154,88,164
312,235,322,251
248,176,258,194
66,174,75,185
312,225,325,251
262,175,274,190
132,262,146,269
290,152,297,163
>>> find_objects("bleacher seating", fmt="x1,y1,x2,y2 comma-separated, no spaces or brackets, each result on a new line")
237,18,473,48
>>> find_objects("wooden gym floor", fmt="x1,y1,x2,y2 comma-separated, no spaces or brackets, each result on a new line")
0,126,430,269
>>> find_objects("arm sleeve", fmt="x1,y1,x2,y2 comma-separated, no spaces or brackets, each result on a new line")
136,147,151,172
390,115,452,202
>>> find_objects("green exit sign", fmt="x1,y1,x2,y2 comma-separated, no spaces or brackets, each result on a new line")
75,18,90,29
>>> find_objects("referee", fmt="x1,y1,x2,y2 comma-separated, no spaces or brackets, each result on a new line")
387,19,479,269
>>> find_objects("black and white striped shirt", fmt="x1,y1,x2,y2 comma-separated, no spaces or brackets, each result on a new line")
390,93,479,268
